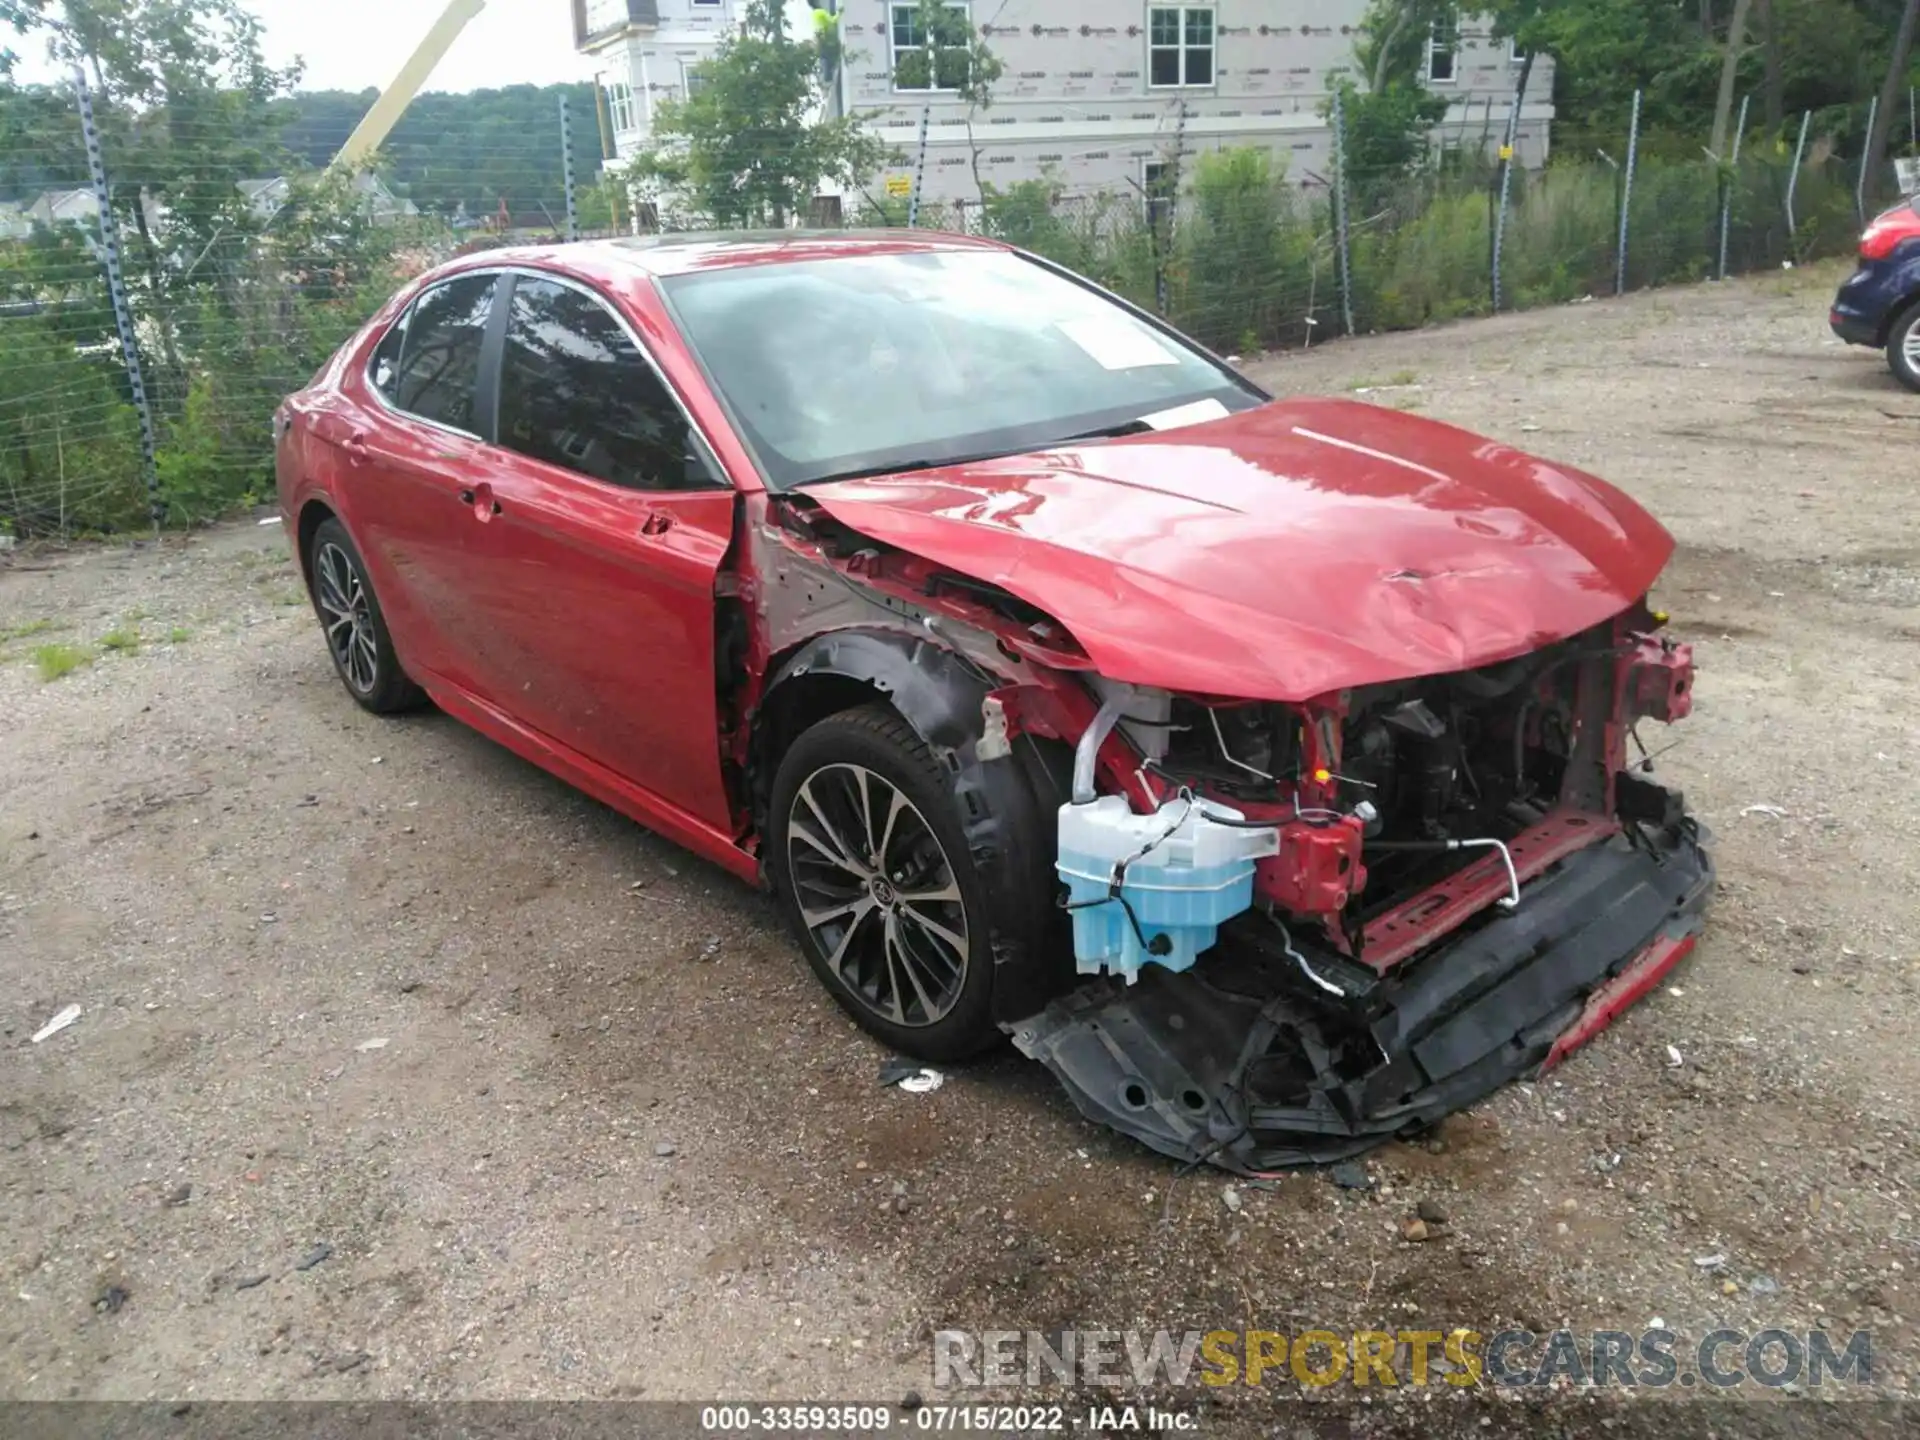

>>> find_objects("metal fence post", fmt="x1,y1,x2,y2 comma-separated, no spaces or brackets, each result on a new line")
1857,93,1880,224
1491,112,1518,313
72,67,161,531
1615,89,1641,297
1785,109,1811,238
1491,53,1534,314
559,95,579,242
1717,94,1749,281
906,104,931,228
1330,88,1354,337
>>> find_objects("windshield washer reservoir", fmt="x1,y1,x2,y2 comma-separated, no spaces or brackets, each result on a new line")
1057,796,1279,983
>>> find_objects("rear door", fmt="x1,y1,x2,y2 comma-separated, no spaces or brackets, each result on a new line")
335,271,501,693
460,270,736,827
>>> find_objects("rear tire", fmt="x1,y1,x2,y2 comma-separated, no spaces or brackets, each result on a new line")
306,516,427,715
768,705,1005,1062
1887,301,1920,392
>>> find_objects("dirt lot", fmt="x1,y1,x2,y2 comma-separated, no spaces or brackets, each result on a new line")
3,260,1919,1430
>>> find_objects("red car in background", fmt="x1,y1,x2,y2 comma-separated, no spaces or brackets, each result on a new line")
275,232,1711,1173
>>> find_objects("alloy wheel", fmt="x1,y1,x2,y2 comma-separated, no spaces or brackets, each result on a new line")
1903,322,1920,372
786,762,970,1028
314,541,378,695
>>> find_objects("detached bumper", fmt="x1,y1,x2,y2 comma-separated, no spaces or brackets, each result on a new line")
1009,820,1714,1174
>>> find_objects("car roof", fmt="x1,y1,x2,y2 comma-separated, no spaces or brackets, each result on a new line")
448,229,1013,285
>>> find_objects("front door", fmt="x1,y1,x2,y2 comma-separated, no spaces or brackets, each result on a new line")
459,271,736,830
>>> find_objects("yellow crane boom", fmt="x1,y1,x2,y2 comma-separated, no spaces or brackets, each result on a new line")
330,0,489,172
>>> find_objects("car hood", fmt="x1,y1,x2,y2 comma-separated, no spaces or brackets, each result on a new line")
801,398,1674,702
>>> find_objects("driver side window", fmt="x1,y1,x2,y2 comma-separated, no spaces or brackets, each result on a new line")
495,275,720,491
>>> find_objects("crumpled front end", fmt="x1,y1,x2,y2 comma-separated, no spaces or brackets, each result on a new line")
745,483,1712,1174
1012,818,1712,1172
1002,606,1715,1172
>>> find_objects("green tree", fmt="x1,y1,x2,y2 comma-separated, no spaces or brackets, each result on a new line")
5,0,303,416
892,0,1003,204
1483,0,1916,143
1329,0,1451,211
625,0,890,227
273,82,602,223
1863,0,1920,204
1,0,411,530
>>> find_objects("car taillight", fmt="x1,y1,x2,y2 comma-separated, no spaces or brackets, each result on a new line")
1861,208,1920,260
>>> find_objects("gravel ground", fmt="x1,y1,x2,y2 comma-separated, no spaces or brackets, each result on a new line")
3,261,1917,1432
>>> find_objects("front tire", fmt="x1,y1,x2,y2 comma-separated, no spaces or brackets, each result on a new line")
1887,300,1920,392
306,517,426,715
769,705,1003,1062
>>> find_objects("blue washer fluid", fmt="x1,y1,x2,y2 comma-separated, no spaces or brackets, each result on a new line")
1056,795,1279,983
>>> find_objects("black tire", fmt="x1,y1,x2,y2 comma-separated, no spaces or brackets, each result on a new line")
768,705,1008,1062
1888,301,1920,392
306,516,427,715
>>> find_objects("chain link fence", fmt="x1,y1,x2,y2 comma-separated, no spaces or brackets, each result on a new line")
0,83,1878,539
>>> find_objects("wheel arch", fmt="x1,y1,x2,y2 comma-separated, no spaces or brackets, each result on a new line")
749,629,988,833
750,627,1073,1023
295,496,337,583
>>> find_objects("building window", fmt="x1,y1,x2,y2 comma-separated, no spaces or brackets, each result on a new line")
1508,36,1525,65
606,79,637,133
585,0,627,35
891,1,972,93
1143,158,1175,227
1426,15,1458,84
691,0,721,6
1148,6,1214,89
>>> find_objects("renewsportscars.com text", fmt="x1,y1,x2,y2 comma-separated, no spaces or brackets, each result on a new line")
932,1327,1873,1391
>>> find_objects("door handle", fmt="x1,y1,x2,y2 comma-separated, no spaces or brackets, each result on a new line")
343,434,372,466
640,511,674,537
459,484,502,519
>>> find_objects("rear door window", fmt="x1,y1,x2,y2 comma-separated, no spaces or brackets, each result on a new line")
495,274,718,491
390,273,497,433
368,306,410,402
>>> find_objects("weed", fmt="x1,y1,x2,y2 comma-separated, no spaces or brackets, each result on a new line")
1352,369,1422,391
33,642,94,681
99,626,142,653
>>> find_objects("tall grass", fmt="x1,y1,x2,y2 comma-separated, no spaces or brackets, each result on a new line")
993,145,1860,354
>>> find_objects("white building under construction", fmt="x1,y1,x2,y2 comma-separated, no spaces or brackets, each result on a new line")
571,1,1553,216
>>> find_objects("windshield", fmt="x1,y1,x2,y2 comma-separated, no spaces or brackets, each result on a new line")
659,249,1262,490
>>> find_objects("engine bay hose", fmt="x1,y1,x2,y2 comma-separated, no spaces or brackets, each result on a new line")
1366,835,1522,909
1071,687,1132,804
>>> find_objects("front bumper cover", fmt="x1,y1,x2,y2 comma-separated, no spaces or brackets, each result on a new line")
1008,820,1714,1174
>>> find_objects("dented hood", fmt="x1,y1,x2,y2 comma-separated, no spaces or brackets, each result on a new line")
802,397,1674,701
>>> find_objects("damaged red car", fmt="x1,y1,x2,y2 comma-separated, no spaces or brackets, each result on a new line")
275,232,1712,1173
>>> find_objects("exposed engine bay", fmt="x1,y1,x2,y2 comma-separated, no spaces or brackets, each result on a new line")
1012,615,1713,1173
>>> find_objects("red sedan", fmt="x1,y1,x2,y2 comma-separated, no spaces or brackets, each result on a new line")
276,232,1712,1173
